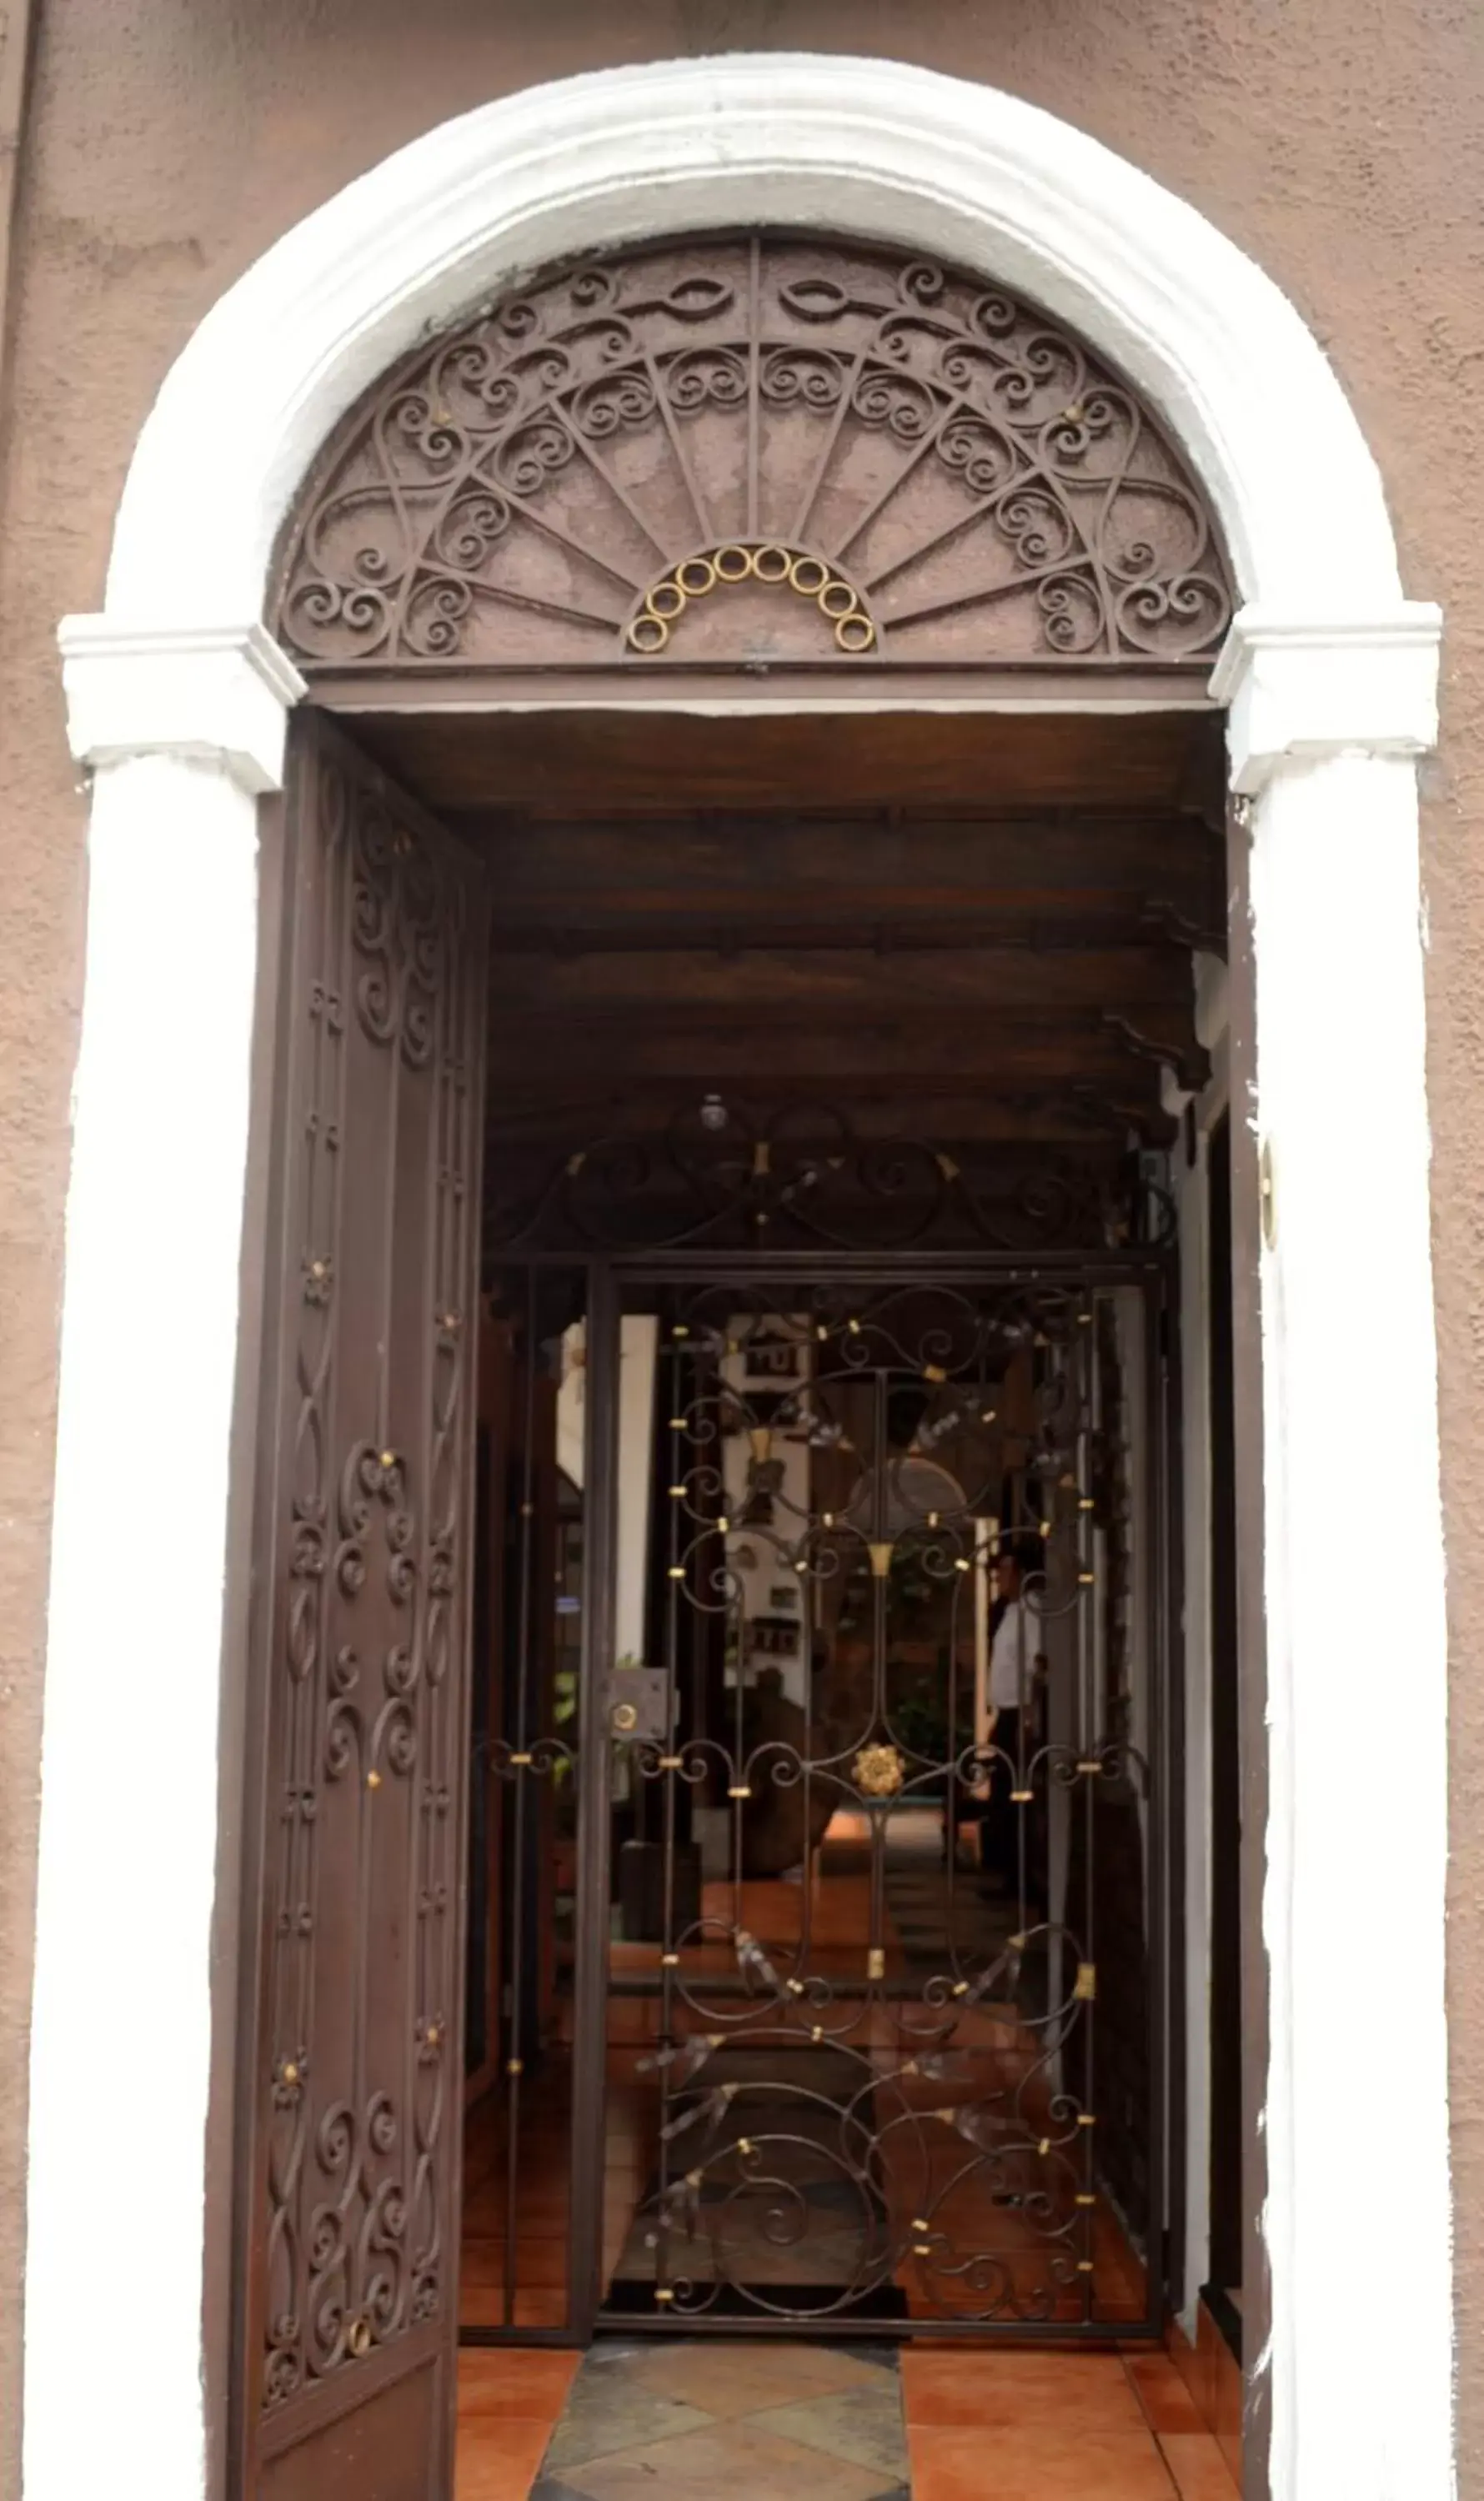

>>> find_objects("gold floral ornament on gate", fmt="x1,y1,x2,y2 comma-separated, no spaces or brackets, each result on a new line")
853,1742,906,1798
625,543,878,656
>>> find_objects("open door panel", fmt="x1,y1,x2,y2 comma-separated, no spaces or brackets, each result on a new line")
234,712,488,2500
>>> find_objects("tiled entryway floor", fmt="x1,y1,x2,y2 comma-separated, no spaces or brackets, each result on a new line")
456,2340,1240,2500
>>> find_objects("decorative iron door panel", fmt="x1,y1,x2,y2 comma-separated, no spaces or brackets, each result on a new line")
590,1255,1171,2338
236,714,487,2495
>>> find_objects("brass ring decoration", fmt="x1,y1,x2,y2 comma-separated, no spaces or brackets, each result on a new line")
624,543,878,656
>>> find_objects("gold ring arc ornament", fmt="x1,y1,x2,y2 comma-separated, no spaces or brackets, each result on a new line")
626,543,877,656
853,1742,906,1798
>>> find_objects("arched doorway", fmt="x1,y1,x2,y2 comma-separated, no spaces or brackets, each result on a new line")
32,48,1451,2501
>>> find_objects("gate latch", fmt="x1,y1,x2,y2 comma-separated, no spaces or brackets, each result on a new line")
604,1666,673,1742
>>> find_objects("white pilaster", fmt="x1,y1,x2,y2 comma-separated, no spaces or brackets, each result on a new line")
1222,608,1451,2500
24,629,301,2501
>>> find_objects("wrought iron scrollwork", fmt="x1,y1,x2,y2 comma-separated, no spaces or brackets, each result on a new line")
486,1097,1173,1257
274,233,1232,674
594,1272,1156,2326
260,730,480,2408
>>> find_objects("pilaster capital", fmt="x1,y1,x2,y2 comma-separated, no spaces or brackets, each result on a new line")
57,618,306,796
1211,604,1441,793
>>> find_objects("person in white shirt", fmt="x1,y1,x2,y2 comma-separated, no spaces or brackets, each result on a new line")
978,1546,1048,1896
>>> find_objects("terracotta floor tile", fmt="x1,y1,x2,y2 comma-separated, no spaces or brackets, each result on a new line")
456,2413,551,2500
900,2347,1146,2431
458,2348,581,2423
908,2423,1175,2500
1160,2432,1241,2498
1125,2349,1207,2433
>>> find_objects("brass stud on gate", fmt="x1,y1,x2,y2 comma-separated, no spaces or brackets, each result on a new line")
348,2317,373,2359
367,1770,382,1790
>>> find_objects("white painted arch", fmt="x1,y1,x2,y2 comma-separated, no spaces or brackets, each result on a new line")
33,53,1450,2501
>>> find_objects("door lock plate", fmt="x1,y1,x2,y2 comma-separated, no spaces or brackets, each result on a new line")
604,1666,673,1742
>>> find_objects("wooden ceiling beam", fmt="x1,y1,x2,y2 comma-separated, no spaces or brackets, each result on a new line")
485,1022,1202,1088
474,814,1221,898
483,945,1194,1016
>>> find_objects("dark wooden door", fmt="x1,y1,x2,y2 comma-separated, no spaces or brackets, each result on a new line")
236,714,487,2499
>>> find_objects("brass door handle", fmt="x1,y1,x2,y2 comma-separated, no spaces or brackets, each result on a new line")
611,1700,639,1734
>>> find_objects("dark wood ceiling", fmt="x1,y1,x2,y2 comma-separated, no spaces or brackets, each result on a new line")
343,704,1226,1172
353,704,1222,819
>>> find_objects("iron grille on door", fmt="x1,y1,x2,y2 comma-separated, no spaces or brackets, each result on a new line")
471,1110,1173,2342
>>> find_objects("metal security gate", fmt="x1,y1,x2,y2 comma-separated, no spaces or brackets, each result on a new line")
472,1114,1175,2344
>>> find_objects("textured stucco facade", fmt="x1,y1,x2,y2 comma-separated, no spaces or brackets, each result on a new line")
0,7,1479,2498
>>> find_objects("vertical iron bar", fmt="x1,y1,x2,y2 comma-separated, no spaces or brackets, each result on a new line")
1079,1305,1097,2322
1147,1265,1176,2333
568,1261,619,2338
655,1317,684,2303
501,1266,540,2330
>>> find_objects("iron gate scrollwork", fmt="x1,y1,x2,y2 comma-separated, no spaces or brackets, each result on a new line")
485,1102,1173,2341
596,1267,1166,2333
